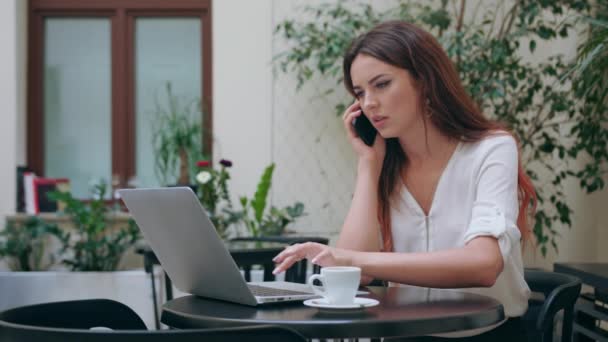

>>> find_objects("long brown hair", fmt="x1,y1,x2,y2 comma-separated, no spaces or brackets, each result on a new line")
343,21,537,252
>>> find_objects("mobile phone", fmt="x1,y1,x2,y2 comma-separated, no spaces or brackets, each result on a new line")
352,112,377,146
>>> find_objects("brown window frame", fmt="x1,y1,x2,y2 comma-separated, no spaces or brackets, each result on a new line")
27,0,213,188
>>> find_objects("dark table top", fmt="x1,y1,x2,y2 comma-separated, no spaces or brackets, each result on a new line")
161,286,505,339
554,262,608,289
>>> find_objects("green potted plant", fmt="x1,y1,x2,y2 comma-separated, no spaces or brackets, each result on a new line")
151,82,204,186
226,164,306,237
48,181,141,271
0,181,158,327
195,159,241,239
569,10,608,188
273,0,608,256
0,217,66,271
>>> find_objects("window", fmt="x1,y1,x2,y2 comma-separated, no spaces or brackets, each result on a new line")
28,0,212,198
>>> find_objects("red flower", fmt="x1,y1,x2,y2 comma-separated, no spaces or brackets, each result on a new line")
197,160,211,168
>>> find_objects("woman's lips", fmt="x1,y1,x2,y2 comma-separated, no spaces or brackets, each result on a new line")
372,116,388,129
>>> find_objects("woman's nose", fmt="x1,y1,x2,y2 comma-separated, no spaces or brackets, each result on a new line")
361,94,378,112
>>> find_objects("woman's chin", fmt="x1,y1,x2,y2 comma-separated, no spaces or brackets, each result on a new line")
378,130,395,139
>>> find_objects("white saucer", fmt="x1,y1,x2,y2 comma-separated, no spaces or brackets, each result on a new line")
303,297,379,310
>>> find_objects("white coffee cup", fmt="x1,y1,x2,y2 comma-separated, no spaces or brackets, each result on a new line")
307,266,361,305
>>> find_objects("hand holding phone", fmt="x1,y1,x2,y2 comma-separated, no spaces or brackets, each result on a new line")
352,111,377,146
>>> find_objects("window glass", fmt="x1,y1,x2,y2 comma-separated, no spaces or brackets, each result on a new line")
44,18,112,198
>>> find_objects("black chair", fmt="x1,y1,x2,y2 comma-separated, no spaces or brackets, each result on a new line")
523,269,582,342
231,235,330,283
0,299,307,342
135,244,174,329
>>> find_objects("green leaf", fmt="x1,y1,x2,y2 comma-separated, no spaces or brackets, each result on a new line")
529,40,536,52
537,26,555,39
251,164,275,223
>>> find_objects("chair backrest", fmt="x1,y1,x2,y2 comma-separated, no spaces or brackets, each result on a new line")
0,299,306,342
523,269,582,342
231,236,329,283
0,298,147,330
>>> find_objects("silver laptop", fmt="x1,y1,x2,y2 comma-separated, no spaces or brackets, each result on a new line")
118,187,318,306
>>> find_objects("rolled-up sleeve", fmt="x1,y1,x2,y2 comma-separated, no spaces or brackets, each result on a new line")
463,135,521,263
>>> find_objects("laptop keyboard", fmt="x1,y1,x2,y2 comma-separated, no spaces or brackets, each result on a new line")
247,284,312,297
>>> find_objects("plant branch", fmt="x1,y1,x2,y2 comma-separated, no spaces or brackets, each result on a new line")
498,1,520,39
540,118,572,129
470,0,483,27
456,0,466,32
438,0,450,38
454,0,467,69
451,0,459,20
523,71,574,146
522,105,548,148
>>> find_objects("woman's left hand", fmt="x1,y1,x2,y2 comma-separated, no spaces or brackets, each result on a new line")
272,242,355,275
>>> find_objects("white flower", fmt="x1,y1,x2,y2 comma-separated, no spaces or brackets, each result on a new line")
196,171,212,184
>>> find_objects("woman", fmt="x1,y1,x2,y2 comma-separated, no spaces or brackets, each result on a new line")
273,21,536,340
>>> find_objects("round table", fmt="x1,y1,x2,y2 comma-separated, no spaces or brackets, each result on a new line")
161,286,505,339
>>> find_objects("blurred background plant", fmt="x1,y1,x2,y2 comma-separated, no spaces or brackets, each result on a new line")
0,217,67,271
226,163,306,237
568,3,608,194
151,82,204,186
274,0,608,256
195,159,240,239
49,180,141,271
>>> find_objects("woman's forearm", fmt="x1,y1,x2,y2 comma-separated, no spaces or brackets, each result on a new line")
337,159,382,252
351,237,504,288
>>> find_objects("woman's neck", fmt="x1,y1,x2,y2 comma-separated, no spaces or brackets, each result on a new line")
397,122,456,166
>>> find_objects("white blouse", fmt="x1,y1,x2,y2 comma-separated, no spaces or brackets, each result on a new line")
390,134,530,334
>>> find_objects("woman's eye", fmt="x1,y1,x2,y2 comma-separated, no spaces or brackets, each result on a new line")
376,80,391,89
354,91,364,98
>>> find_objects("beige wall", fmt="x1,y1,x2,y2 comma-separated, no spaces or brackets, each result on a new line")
523,181,608,269
594,189,608,261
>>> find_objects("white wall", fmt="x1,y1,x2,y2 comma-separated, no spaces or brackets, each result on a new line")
16,0,27,165
212,0,274,202
0,0,22,219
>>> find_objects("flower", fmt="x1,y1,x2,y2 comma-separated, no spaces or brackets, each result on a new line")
197,160,211,168
195,158,235,239
196,171,212,184
219,159,233,167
